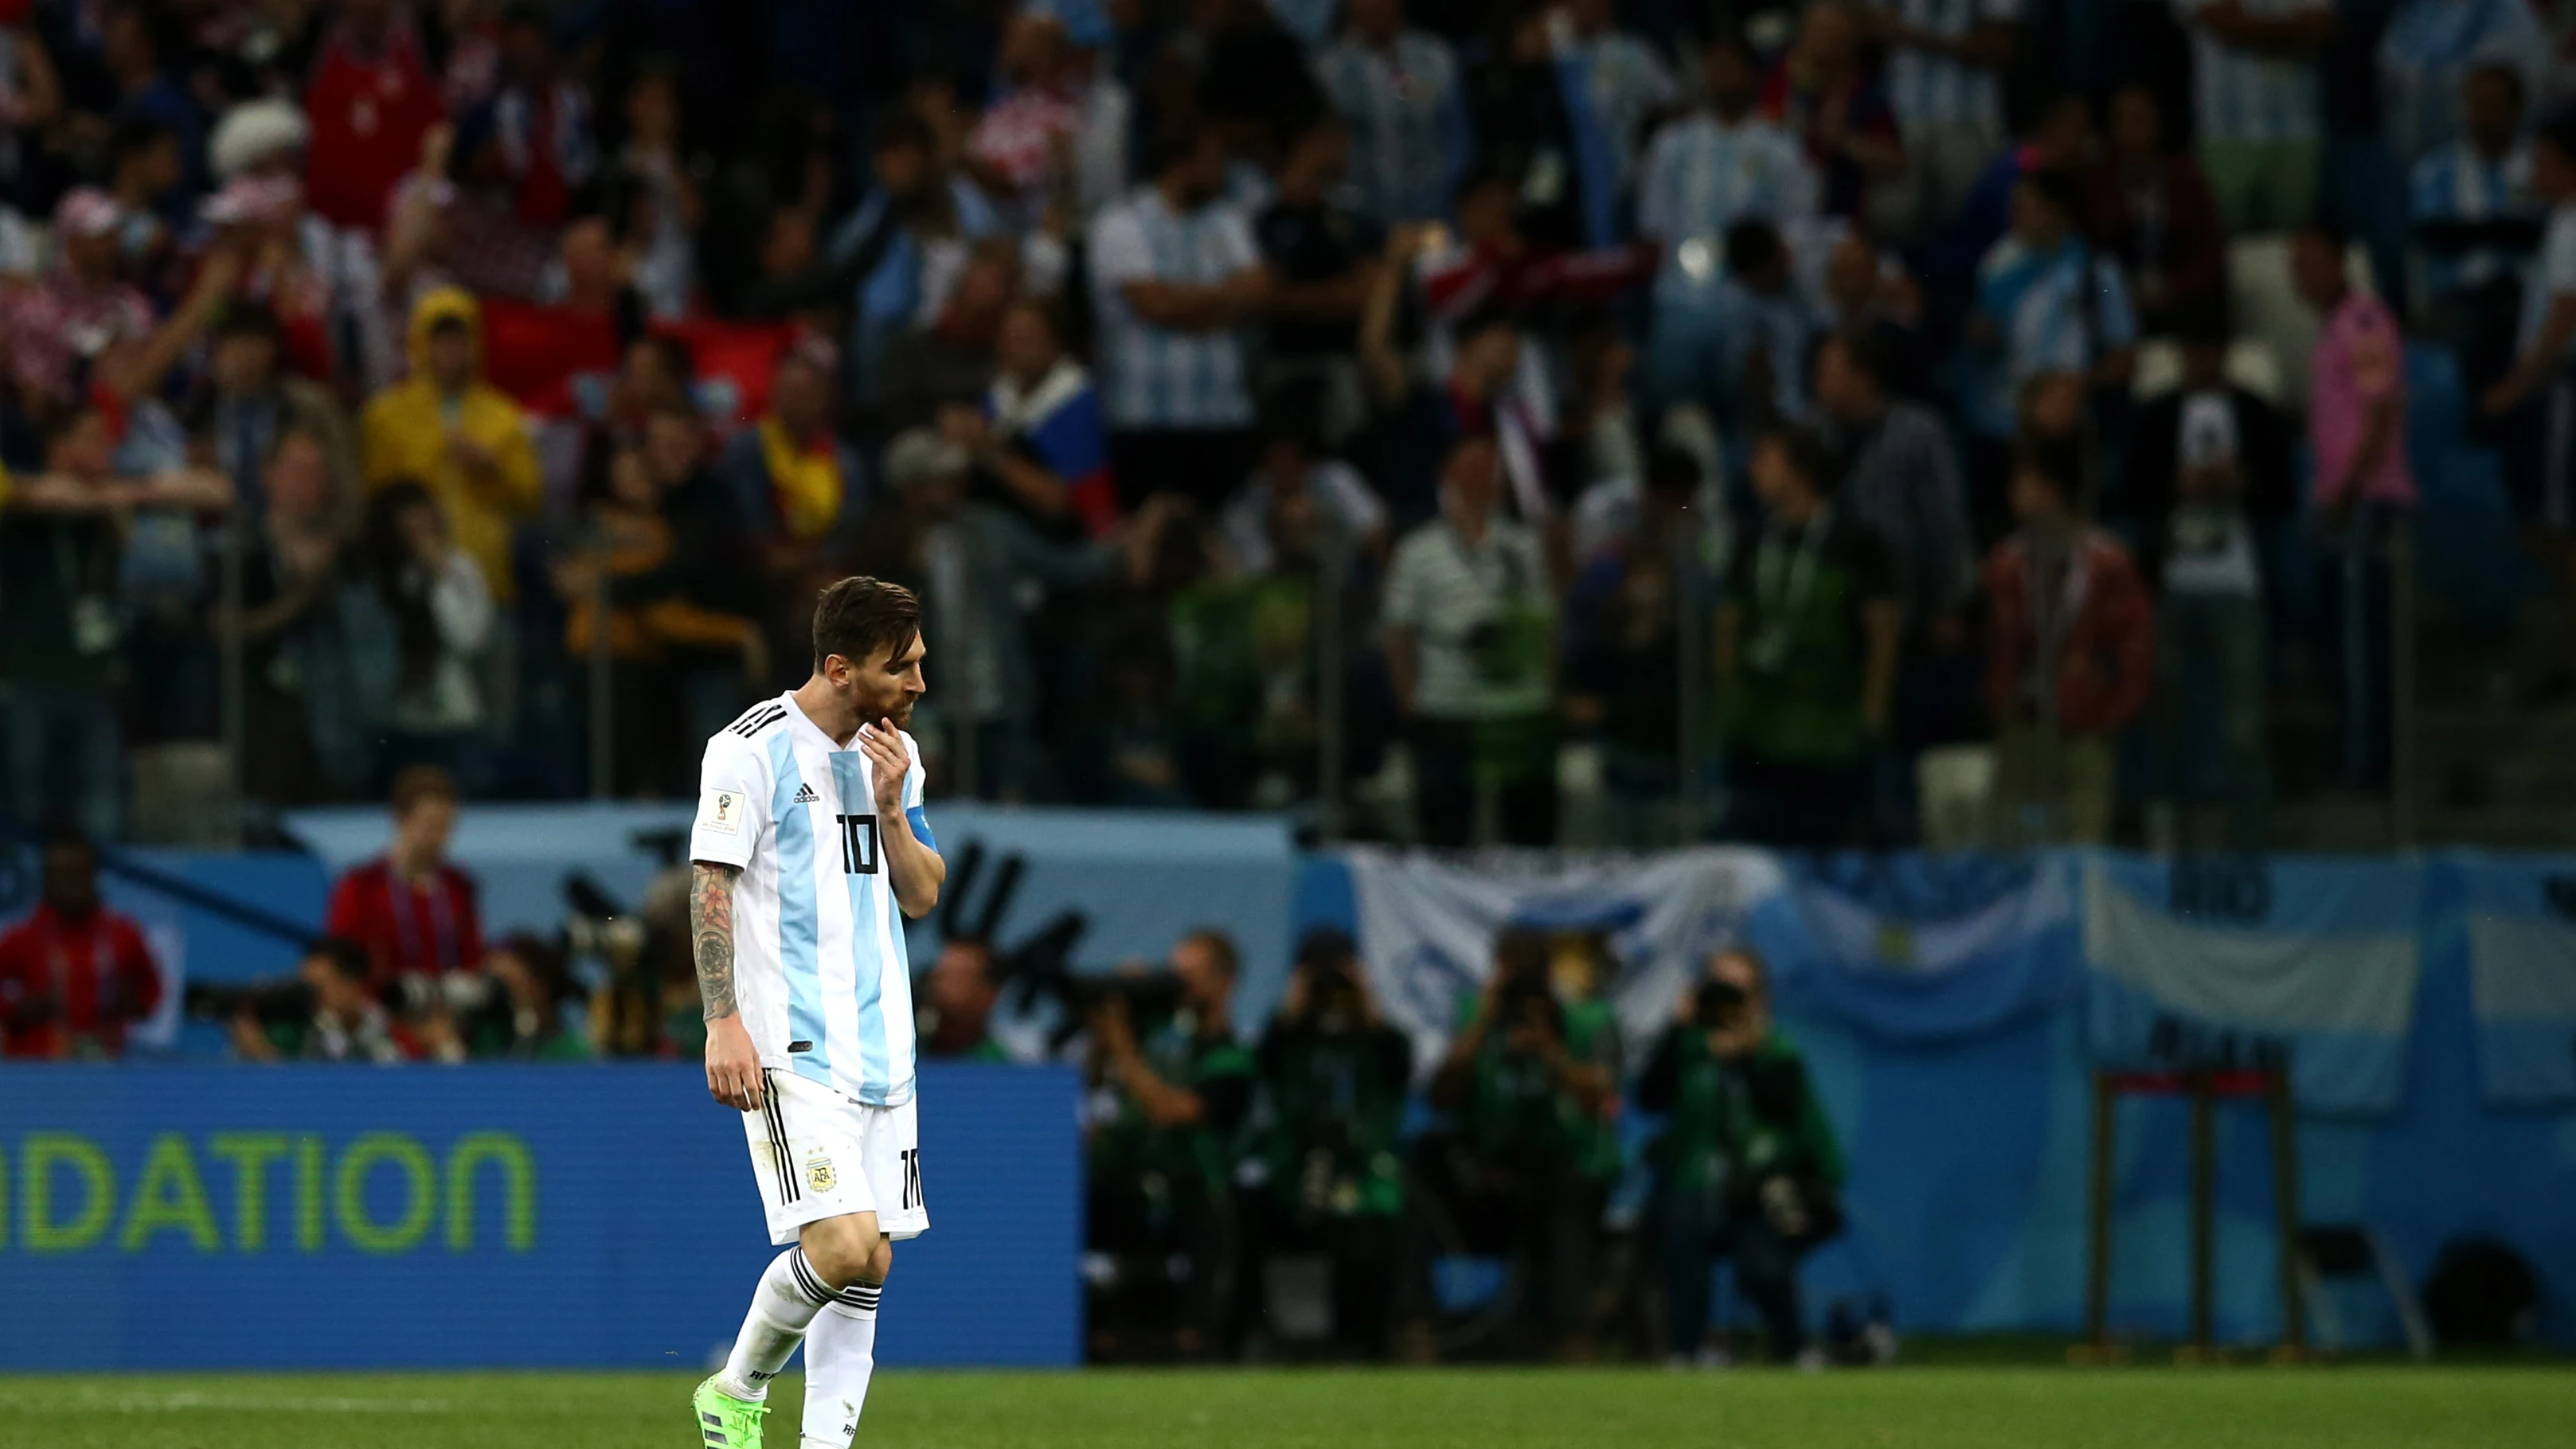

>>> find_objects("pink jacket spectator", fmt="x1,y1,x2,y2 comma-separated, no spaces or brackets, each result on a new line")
2309,291,2415,510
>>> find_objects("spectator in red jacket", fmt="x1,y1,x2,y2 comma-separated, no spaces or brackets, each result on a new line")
302,0,446,235
1983,447,2155,845
2083,84,2227,341
321,764,485,994
0,828,163,1058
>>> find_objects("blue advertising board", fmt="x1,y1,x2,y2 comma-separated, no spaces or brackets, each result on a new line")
0,1063,1079,1369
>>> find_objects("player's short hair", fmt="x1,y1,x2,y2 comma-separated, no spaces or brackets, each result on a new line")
812,576,922,671
1181,928,1240,980
389,764,459,819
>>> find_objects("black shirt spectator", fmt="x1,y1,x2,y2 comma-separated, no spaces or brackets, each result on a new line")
1256,118,1385,361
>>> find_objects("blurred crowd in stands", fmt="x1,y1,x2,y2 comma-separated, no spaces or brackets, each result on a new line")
1,0,2575,858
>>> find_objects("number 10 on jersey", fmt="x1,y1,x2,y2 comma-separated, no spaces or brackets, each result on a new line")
837,813,879,876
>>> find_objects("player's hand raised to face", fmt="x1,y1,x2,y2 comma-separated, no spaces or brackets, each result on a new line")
858,721,909,815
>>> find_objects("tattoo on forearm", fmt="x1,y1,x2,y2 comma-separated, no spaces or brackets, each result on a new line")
690,862,741,1021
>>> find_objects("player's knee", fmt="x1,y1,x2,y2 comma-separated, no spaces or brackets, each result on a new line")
800,1215,884,1287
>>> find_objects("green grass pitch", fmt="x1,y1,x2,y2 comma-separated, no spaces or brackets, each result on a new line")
4,1367,2571,1448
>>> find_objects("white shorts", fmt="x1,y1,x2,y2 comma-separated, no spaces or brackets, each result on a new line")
741,1068,928,1247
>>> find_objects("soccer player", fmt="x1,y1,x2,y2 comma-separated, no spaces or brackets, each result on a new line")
688,577,944,1449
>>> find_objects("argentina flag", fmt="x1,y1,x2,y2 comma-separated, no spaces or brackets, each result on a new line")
1339,846,1788,1075
1740,853,2085,1045
2082,855,2424,1115
2452,853,2576,1107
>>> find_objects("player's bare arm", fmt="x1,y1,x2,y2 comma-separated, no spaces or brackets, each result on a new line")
690,860,764,1111
859,719,944,918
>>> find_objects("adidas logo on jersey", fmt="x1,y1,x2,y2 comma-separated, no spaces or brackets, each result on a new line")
793,782,819,803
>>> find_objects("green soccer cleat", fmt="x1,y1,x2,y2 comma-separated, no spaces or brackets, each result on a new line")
691,1375,770,1449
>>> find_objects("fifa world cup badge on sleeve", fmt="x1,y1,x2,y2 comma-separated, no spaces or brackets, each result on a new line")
702,789,743,835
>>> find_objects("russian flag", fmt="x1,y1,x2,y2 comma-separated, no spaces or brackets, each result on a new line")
991,358,1116,537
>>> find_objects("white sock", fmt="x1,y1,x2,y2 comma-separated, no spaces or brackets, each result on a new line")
798,1279,881,1449
717,1248,834,1400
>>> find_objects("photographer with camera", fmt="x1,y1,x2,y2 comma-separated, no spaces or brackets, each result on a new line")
1638,945,1844,1367
918,938,1011,1062
1421,927,1621,1361
1084,928,1257,1359
1245,927,1414,1357
227,936,422,1063
0,827,165,1060
432,932,592,1061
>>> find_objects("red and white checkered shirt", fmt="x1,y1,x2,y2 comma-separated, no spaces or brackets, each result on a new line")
967,84,1081,213
0,272,155,404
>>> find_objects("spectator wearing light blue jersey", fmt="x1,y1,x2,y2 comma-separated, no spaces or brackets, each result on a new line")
2378,0,2549,166
1312,0,1469,227
2480,111,2576,697
1560,0,1680,205
1086,131,1275,513
1963,169,2138,439
2410,64,2542,404
1714,221,1829,434
1859,0,2026,241
2175,0,2339,233
1636,33,1820,286
1960,167,2136,537
1636,32,1820,415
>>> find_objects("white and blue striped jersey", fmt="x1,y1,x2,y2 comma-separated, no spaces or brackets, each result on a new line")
1313,31,1468,226
2377,0,2547,162
2518,202,2576,364
1884,0,2021,135
1964,236,2136,438
1569,29,1679,191
2180,0,2327,144
1086,187,1261,429
692,693,931,1108
2410,138,2535,295
1637,113,1820,303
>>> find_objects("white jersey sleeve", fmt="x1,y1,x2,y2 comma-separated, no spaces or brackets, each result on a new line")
693,730,777,870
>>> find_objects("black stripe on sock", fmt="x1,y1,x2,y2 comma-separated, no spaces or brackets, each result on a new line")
788,1249,832,1306
835,1281,881,1311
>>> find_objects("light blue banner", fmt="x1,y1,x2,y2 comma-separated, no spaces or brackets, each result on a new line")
1745,853,2086,1045
2446,853,2576,1107
2082,856,2425,1115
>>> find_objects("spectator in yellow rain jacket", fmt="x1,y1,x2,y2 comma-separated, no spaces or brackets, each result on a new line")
361,287,543,601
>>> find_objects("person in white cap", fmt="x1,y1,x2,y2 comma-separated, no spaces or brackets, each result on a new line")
0,189,154,408
210,94,398,393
